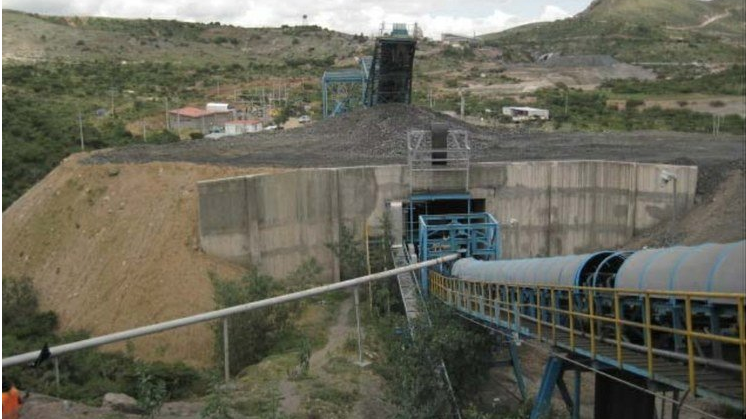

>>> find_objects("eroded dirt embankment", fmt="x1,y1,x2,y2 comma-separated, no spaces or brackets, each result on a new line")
1,155,279,366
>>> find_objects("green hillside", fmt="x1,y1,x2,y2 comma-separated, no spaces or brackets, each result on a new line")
1,10,375,208
2,9,369,66
482,0,745,63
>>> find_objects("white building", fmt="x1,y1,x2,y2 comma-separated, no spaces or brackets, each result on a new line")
502,106,550,122
225,119,263,135
206,102,231,113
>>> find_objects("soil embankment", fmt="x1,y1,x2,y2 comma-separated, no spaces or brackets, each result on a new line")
1,155,276,366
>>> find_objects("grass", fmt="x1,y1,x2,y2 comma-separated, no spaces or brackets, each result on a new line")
222,289,357,418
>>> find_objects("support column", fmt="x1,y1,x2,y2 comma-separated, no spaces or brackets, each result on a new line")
223,318,230,382
573,369,581,419
508,340,527,401
330,170,341,282
54,357,61,394
354,287,370,367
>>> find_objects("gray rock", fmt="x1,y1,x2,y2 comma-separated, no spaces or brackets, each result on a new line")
102,392,144,414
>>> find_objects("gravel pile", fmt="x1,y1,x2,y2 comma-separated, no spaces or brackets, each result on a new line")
87,104,503,167
86,104,744,193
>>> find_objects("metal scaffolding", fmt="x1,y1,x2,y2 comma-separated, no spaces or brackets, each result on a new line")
407,128,471,194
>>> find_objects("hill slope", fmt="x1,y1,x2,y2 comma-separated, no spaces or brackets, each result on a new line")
2,9,369,65
482,0,745,63
1,155,274,365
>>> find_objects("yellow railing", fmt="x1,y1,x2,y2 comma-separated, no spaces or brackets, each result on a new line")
429,271,746,407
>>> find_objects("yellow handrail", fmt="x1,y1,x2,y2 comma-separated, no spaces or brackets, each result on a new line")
427,270,746,407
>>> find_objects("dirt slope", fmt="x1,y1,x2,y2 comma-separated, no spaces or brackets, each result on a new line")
2,154,276,366
626,168,746,248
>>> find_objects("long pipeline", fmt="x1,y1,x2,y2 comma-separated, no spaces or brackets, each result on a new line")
2,254,458,368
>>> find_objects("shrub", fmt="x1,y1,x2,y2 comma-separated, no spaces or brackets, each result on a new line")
2,277,206,404
2,277,58,340
326,225,366,279
374,302,493,417
136,364,168,417
709,100,726,108
211,268,297,374
625,99,645,109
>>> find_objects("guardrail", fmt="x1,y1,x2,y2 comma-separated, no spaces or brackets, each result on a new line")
429,271,746,409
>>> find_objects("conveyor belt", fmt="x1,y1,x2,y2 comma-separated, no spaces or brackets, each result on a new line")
430,271,746,411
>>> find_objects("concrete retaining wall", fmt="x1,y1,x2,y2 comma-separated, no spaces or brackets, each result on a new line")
198,161,697,280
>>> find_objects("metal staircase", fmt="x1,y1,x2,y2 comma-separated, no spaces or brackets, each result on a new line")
392,243,462,418
392,244,422,328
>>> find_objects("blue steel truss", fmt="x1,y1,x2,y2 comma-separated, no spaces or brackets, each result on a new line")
321,68,366,118
418,212,501,263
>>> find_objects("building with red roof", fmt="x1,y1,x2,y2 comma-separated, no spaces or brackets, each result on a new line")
168,105,236,134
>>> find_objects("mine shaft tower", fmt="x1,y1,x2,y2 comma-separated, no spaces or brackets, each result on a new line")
321,23,417,118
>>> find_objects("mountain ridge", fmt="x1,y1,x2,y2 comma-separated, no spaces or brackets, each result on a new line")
480,0,744,63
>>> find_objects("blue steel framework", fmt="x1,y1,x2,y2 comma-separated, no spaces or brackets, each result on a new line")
322,23,415,118
417,211,500,299
418,213,501,262
321,68,366,118
406,193,472,245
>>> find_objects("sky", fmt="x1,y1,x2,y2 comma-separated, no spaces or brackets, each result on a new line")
2,0,594,38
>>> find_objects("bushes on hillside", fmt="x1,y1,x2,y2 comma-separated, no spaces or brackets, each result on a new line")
600,66,745,96
211,268,299,374
374,302,493,418
2,276,206,404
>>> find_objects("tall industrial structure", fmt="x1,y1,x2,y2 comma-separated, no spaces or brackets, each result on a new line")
321,23,417,118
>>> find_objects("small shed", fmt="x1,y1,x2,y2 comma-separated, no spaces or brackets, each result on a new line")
225,119,263,135
502,106,550,121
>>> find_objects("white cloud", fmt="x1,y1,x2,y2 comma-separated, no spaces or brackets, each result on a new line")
539,5,571,21
3,0,580,38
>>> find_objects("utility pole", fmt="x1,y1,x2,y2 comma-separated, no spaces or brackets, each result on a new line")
142,120,147,142
109,88,116,116
564,90,569,115
165,97,170,130
459,90,465,119
78,112,85,151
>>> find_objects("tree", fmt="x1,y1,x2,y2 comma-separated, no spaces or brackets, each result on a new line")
326,225,367,280
211,269,295,373
376,302,493,418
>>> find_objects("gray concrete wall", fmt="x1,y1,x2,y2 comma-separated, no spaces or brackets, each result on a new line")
198,161,697,280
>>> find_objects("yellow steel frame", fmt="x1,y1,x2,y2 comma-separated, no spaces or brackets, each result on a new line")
428,271,746,407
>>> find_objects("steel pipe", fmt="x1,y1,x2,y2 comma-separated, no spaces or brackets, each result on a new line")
3,254,458,368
